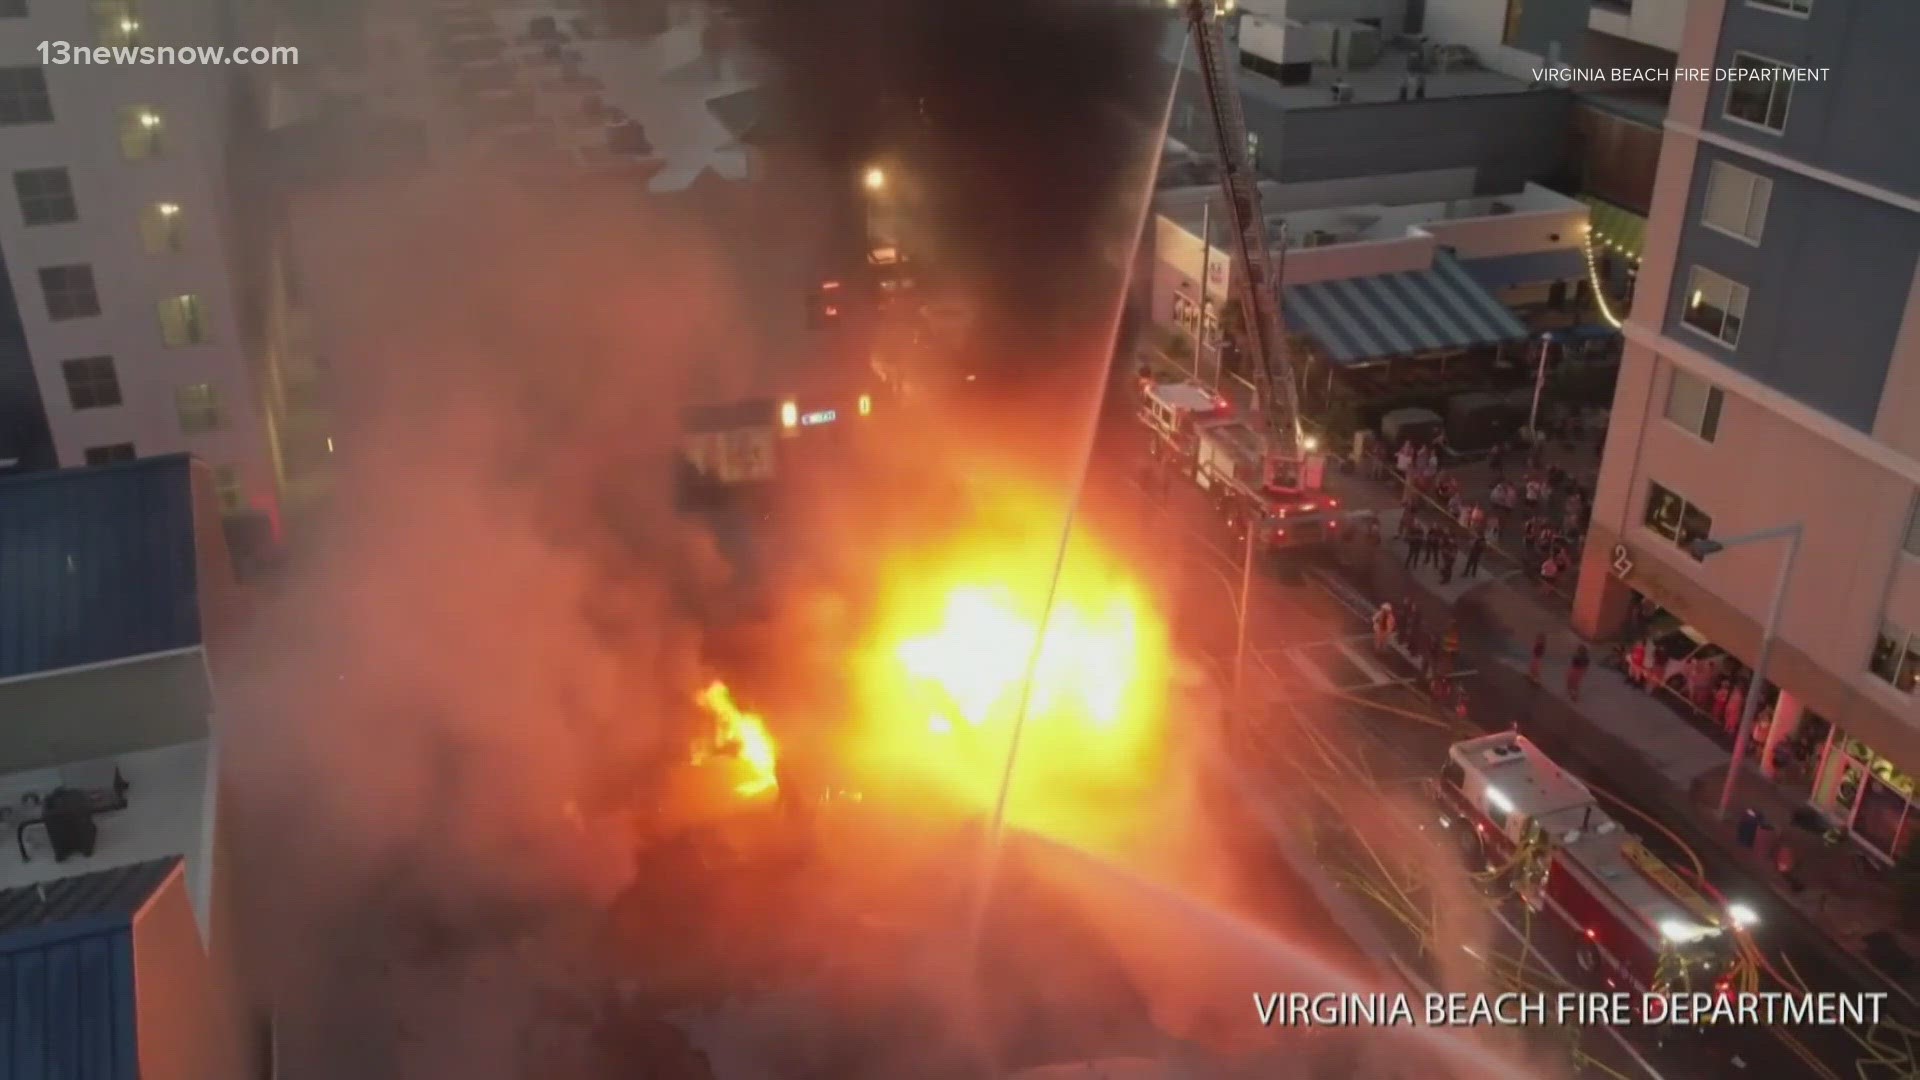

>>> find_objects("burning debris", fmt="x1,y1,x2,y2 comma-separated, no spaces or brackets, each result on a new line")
691,681,781,799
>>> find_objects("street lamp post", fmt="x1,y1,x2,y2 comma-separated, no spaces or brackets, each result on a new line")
1526,333,1554,443
1194,200,1212,386
1687,522,1805,819
1232,515,1255,713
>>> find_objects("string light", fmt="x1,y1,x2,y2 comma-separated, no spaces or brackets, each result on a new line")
1583,226,1625,331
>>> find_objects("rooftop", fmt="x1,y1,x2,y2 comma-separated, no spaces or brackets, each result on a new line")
0,456,205,682
0,859,175,1080
1160,183,1583,250
479,0,761,192
1164,26,1535,110
0,856,178,937
0,741,215,935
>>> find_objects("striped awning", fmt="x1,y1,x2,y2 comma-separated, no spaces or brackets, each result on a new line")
1581,195,1646,264
1282,251,1529,367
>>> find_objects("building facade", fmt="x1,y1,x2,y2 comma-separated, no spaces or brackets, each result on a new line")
1573,0,1920,861
0,0,284,528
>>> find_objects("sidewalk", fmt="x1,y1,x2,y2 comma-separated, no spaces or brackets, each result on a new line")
1315,482,1920,1001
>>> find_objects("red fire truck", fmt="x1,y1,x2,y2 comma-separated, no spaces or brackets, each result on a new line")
1139,377,1355,554
1432,732,1756,994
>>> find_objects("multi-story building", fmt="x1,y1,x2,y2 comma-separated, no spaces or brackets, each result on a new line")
1573,0,1920,861
0,0,285,531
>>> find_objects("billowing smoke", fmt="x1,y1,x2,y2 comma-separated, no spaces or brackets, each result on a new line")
734,0,1172,380
216,171,820,1077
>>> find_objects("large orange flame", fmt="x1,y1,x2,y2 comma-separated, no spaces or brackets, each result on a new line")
692,680,780,798
843,484,1171,840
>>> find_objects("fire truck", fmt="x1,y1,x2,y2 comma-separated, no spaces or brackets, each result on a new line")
1139,377,1355,554
1432,732,1755,995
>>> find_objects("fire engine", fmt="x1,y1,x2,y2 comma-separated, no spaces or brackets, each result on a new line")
1432,733,1756,995
1139,377,1354,554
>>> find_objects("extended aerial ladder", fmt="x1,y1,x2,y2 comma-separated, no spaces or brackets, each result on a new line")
1179,0,1311,475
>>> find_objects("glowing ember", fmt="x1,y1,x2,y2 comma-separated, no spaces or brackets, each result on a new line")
692,680,780,798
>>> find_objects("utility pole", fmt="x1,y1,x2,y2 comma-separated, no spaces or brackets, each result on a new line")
1194,200,1212,386
1231,513,1255,722
1526,333,1554,442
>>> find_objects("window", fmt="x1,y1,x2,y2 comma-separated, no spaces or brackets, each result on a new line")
140,201,184,253
176,382,225,433
1682,266,1748,347
84,443,135,466
1749,0,1812,15
1701,160,1771,244
1724,53,1794,132
213,465,245,512
39,264,101,321
92,0,143,47
0,68,54,126
1903,495,1920,559
13,167,77,226
158,294,207,345
61,356,122,410
119,106,164,160
1644,481,1714,549
1869,624,1919,694
1664,369,1724,442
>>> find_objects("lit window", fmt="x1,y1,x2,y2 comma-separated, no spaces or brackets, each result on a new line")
0,67,53,126
1724,53,1794,133
39,264,101,321
61,355,122,410
13,167,77,225
1663,369,1723,442
1682,266,1748,348
1868,624,1919,694
212,465,245,512
175,382,225,434
91,0,142,47
1643,481,1714,550
119,106,165,160
1701,160,1771,244
141,201,184,253
1749,0,1812,15
157,294,206,345
84,442,136,466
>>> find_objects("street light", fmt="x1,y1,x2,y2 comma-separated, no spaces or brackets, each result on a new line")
1686,521,1804,818
862,166,886,193
1526,333,1554,443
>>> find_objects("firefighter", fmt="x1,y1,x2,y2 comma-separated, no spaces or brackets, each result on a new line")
1372,603,1396,654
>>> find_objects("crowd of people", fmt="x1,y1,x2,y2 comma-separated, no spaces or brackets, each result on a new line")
1374,432,1594,594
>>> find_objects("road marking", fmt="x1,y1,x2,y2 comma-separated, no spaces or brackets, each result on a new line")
1484,907,1672,1080
1337,640,1395,686
1285,650,1338,692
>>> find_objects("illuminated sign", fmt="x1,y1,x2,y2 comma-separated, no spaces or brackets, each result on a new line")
799,409,838,427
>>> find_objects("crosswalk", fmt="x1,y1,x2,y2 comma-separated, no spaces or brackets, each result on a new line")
1265,633,1414,693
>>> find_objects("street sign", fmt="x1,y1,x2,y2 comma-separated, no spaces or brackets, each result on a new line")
1611,544,1634,579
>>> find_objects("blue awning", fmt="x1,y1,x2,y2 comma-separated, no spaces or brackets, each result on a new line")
1283,252,1529,367
1460,247,1588,290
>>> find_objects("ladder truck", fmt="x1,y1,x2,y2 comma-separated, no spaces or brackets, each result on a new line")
1177,0,1323,492
1432,732,1758,998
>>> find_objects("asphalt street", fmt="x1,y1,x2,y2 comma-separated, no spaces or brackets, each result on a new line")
1080,392,1892,1080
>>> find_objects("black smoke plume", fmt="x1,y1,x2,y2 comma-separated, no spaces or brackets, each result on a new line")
733,0,1172,365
